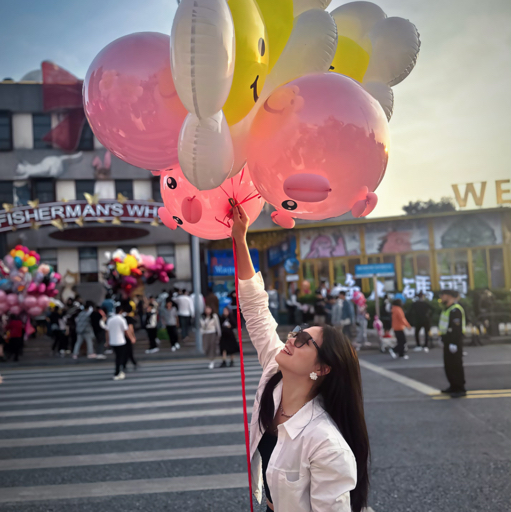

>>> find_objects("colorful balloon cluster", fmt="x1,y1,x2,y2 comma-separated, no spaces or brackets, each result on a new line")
104,249,176,297
0,245,61,317
84,1,420,238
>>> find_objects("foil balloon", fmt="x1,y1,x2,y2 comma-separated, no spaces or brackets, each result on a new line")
83,32,187,170
247,73,390,228
159,167,265,240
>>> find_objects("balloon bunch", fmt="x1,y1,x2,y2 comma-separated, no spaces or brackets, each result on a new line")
0,245,61,317
139,255,176,285
84,0,420,239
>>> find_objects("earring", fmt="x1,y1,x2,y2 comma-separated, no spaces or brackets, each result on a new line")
310,372,318,381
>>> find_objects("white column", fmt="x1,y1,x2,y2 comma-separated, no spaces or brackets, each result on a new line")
12,113,33,149
56,180,76,201
133,180,152,200
175,244,191,280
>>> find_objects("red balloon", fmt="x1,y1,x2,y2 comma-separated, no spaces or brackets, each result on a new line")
83,32,187,170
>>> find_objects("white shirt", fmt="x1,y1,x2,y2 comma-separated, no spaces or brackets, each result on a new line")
175,295,194,317
106,314,128,346
239,272,357,512
200,314,221,335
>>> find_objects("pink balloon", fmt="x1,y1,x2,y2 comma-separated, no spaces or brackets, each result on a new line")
83,32,187,170
53,272,62,283
37,295,50,309
0,290,6,302
6,294,18,306
50,289,59,297
47,282,56,292
4,255,14,268
24,296,38,309
141,255,156,268
27,283,37,294
10,305,22,315
28,306,43,317
160,167,264,240
38,284,47,294
247,73,390,222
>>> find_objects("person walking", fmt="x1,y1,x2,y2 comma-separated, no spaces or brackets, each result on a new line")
72,301,96,359
90,305,107,359
144,303,159,354
119,300,138,369
219,307,239,367
176,289,194,342
205,288,220,315
381,294,393,338
201,306,221,369
101,292,115,317
162,299,180,352
313,289,327,326
439,289,466,397
136,295,145,330
232,204,369,512
353,292,370,350
390,299,411,359
331,291,355,340
5,314,24,362
106,305,129,380
411,292,433,352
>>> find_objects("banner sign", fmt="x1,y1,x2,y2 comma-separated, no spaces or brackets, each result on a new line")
208,249,260,276
355,263,396,278
0,200,163,232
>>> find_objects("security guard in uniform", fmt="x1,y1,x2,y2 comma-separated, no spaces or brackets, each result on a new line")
438,289,466,397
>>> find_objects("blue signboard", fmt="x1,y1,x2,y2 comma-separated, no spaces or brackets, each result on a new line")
267,237,296,268
355,263,395,278
208,249,260,276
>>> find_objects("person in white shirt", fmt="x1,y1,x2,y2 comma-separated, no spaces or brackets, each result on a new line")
144,303,159,354
106,306,129,381
175,289,194,341
232,204,370,512
200,306,221,369
162,299,180,352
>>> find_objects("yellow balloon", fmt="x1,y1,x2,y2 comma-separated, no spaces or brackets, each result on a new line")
223,0,269,126
116,262,131,276
329,36,371,83
15,250,25,259
124,254,138,270
255,0,293,72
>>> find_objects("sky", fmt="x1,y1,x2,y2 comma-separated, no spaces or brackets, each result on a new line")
1,0,510,218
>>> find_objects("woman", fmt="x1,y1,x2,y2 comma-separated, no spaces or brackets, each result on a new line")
201,305,221,369
219,307,239,367
6,314,24,362
390,299,411,360
162,299,180,352
232,204,369,512
144,303,159,354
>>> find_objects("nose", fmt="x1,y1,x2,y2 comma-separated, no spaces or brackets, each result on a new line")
283,173,331,202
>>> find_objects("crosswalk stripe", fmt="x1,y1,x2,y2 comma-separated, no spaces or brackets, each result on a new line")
466,389,511,394
0,373,262,400
0,380,261,407
0,423,246,448
0,394,256,419
0,472,249,503
432,393,511,400
0,367,263,392
0,406,251,431
0,444,246,471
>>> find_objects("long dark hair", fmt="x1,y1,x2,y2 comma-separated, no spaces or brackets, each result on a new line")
258,325,369,512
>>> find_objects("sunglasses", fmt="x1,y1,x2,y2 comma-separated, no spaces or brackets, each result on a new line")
287,325,320,352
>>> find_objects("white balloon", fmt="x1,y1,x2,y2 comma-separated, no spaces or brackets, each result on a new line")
363,81,394,121
293,0,331,17
364,17,421,87
170,0,235,119
178,111,234,191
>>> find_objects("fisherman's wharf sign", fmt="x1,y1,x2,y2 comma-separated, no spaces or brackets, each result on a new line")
0,200,163,232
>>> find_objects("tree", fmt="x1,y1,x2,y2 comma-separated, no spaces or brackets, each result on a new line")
402,197,456,216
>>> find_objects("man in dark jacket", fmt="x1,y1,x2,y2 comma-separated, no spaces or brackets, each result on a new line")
439,290,466,397
411,292,433,352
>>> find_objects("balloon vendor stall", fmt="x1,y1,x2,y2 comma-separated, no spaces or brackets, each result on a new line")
84,1,421,508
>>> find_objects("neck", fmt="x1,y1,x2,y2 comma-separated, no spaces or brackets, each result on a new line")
280,369,316,415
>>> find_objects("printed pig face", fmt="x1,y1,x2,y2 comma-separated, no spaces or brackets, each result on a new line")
158,166,265,240
247,73,390,227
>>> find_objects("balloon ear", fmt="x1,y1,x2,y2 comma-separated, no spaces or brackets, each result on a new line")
352,192,378,217
158,207,178,230
271,210,295,229
104,151,111,169
92,156,101,169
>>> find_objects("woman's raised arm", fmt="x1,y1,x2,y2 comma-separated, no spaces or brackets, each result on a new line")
231,205,255,281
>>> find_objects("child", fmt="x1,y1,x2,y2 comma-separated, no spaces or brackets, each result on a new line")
201,306,221,369
390,299,411,359
219,307,239,367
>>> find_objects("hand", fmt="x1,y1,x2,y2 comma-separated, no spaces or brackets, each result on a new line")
231,204,250,242
449,344,458,354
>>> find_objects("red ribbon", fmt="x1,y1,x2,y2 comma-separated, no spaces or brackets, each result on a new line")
232,237,254,512
41,61,86,151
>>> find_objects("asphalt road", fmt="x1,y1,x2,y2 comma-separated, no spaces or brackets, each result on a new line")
0,344,509,512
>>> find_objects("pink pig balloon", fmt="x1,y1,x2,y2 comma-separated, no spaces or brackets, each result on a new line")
83,32,188,170
159,167,265,240
247,73,390,228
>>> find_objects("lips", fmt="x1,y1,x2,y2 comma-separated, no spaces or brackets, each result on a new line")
283,174,331,203
281,345,292,356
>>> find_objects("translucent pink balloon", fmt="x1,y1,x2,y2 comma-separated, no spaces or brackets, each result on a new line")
24,296,38,309
247,73,390,223
37,295,50,309
6,294,18,306
10,305,22,315
28,306,43,317
83,32,188,170
159,167,265,240
0,290,6,302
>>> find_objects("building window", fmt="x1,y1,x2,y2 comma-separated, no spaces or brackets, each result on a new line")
33,114,53,149
0,111,12,151
32,179,55,203
75,180,95,199
489,248,505,288
77,121,94,151
79,247,98,282
115,180,133,200
0,181,13,205
472,249,488,289
157,244,175,266
38,249,58,272
152,177,162,203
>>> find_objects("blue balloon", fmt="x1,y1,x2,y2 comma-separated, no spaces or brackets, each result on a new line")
0,279,11,291
14,256,23,269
